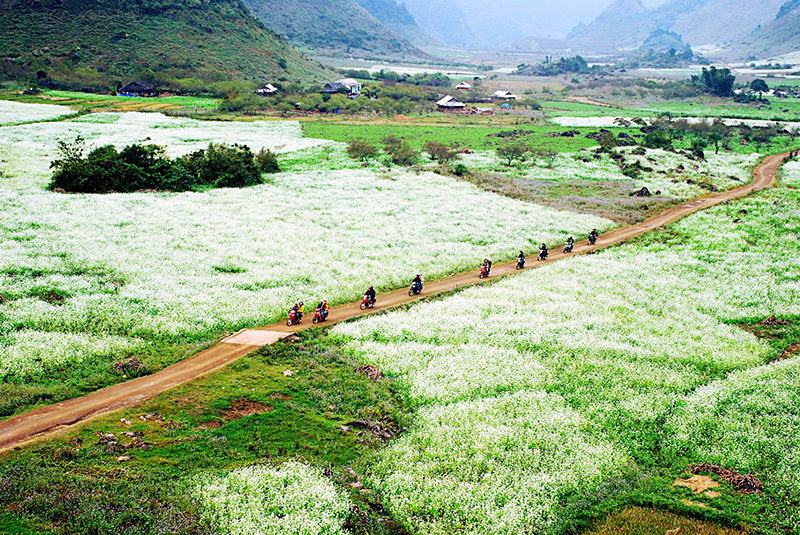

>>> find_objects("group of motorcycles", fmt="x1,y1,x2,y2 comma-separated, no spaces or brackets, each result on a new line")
289,230,602,325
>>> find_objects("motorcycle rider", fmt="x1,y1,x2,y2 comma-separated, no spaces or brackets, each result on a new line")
564,236,575,253
589,229,599,245
317,299,330,321
538,243,549,261
517,250,526,269
297,301,305,323
483,258,493,276
290,302,301,324
412,274,424,293
364,286,376,306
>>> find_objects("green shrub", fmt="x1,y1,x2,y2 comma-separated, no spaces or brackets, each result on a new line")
49,138,268,193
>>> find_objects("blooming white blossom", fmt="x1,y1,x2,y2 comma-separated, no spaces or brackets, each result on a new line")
195,462,352,535
0,100,72,126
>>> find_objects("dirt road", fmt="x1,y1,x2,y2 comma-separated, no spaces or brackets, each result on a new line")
0,152,786,452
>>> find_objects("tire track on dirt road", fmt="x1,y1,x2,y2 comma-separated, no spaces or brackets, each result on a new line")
0,152,787,452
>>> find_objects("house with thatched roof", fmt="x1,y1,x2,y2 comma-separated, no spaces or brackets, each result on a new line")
491,90,518,100
436,95,466,112
117,81,156,98
455,81,471,92
321,78,363,98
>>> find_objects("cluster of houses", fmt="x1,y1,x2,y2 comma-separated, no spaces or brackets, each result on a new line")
436,81,519,113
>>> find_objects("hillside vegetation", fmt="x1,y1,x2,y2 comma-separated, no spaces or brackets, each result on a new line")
0,0,330,91
725,0,800,59
243,0,424,58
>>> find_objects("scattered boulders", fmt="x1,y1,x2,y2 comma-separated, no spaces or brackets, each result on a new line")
355,364,384,381
688,463,763,495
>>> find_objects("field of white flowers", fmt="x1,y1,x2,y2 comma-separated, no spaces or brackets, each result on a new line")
0,107,613,382
0,100,72,126
457,147,759,201
196,462,352,535
334,163,800,533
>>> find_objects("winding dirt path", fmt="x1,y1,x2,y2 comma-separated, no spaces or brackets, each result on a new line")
0,152,786,452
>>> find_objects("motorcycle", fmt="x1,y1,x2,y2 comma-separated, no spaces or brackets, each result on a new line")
409,281,423,296
564,242,574,254
287,309,301,327
312,308,327,324
588,234,598,246
360,295,375,310
479,265,490,279
538,249,549,261
516,257,526,270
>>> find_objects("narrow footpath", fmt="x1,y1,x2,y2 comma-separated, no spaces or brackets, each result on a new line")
0,152,786,452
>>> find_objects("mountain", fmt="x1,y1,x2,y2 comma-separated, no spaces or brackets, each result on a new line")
724,0,800,59
355,0,438,46
243,0,425,57
402,0,481,49
564,0,785,53
0,0,330,89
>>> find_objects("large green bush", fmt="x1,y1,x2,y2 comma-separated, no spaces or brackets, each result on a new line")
49,138,279,193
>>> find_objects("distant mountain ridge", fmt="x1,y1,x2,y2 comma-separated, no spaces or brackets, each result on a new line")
564,0,785,52
243,0,428,57
0,0,330,90
355,0,438,46
724,0,800,59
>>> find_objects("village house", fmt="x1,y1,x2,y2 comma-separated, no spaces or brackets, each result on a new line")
491,90,519,100
455,81,471,92
436,95,467,112
255,84,279,96
321,78,363,98
117,81,157,98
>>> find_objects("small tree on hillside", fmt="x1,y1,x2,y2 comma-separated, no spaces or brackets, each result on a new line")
425,141,459,164
533,149,558,168
390,142,419,166
750,79,769,95
381,135,404,156
497,142,529,166
347,139,379,163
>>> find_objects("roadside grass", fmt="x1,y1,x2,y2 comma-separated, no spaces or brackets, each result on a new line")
0,330,409,535
586,507,748,535
1,90,220,115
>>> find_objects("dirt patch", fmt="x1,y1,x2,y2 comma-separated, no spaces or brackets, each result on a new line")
356,365,384,381
114,357,149,377
681,499,710,509
759,315,790,327
689,463,763,495
219,398,273,421
269,393,292,401
781,342,800,360
586,506,747,535
343,417,402,442
674,475,720,496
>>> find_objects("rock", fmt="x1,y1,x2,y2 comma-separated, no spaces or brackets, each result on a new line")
116,455,131,462
339,425,352,433
283,370,294,377
120,418,132,425
350,482,364,489
630,187,652,197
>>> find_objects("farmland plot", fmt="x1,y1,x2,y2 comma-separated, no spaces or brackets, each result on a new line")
334,163,800,533
0,109,612,410
0,100,72,126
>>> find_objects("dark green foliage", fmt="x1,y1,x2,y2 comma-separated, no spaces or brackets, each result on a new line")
750,79,769,94
388,141,419,166
49,139,270,193
496,142,529,166
515,55,599,77
692,67,736,97
347,139,380,162
255,148,281,173
641,129,674,151
453,163,469,176
178,143,263,189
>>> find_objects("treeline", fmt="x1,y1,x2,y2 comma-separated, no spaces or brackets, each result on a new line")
514,56,603,77
49,137,280,193
337,69,452,87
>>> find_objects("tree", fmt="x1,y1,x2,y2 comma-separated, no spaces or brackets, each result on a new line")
381,135,404,156
532,149,558,168
496,142,529,166
347,139,379,163
692,67,735,97
599,131,617,153
750,79,769,95
424,141,459,164
390,142,419,166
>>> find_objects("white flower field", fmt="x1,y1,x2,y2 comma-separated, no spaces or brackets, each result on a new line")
196,462,352,535
0,99,73,126
0,109,612,381
333,163,800,533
